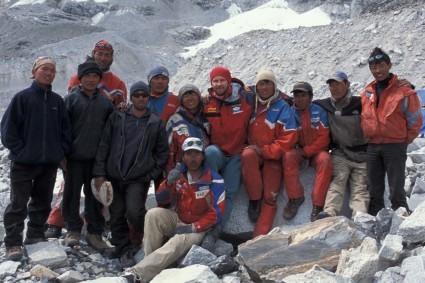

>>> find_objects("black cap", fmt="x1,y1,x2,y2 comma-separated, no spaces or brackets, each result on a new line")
77,60,103,81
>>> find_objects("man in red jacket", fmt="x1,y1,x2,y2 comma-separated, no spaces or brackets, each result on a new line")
361,47,422,215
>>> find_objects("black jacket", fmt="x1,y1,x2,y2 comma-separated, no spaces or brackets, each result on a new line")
1,81,71,164
93,108,169,182
64,87,114,160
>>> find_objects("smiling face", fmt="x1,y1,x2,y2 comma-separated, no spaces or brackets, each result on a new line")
150,74,169,95
80,73,101,94
211,76,230,96
93,49,112,70
328,80,349,101
32,63,56,87
369,61,392,82
181,91,200,113
130,90,149,111
293,91,312,110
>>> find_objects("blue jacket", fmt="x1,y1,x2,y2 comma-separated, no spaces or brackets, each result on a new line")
1,81,71,164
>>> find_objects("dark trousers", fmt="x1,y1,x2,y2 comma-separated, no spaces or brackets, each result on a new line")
62,159,104,234
4,162,57,247
109,181,149,256
367,143,408,216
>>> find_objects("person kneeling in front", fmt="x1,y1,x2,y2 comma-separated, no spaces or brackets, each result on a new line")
123,137,225,282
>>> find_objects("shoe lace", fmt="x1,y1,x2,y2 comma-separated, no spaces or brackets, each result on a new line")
312,206,322,215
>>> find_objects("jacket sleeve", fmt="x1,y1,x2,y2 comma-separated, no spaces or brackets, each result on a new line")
165,120,178,174
92,113,114,177
302,107,330,157
405,91,423,144
156,179,177,206
0,95,25,156
193,174,226,232
67,75,79,94
118,80,128,104
149,120,170,180
261,105,298,159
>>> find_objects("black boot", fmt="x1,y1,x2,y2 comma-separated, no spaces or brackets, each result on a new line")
248,200,261,222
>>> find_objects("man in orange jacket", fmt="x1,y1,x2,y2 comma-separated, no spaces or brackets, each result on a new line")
361,47,422,215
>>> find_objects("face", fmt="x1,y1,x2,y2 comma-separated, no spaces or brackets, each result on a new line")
256,80,275,100
93,49,112,70
369,61,392,81
130,91,149,111
80,73,101,93
293,91,312,110
150,75,169,95
211,76,230,96
181,91,200,112
32,63,56,86
182,149,203,172
328,80,349,101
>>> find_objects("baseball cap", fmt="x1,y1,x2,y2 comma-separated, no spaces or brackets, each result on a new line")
291,81,313,94
147,66,170,82
182,137,204,152
326,71,348,84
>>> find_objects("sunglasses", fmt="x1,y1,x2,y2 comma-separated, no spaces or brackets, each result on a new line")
368,54,385,63
185,140,203,147
131,92,150,98
95,42,113,49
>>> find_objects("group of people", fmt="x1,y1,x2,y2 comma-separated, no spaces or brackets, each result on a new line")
1,40,422,283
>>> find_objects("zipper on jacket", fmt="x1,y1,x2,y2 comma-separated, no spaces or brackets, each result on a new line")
42,89,48,161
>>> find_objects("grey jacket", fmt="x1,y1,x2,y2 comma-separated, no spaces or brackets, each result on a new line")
314,90,368,163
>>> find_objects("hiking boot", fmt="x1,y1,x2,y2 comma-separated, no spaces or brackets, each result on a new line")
282,197,305,220
6,246,23,261
316,211,332,220
65,231,81,247
23,236,46,245
120,249,136,268
310,205,323,222
45,225,62,238
248,200,261,222
86,232,115,255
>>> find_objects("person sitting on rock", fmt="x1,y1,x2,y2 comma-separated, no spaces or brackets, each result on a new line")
122,137,225,283
282,82,333,222
241,69,297,237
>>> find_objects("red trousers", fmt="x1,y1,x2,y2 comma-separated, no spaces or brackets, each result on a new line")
283,149,332,206
47,181,66,227
241,148,282,237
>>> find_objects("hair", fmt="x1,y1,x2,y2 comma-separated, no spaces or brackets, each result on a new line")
369,47,391,64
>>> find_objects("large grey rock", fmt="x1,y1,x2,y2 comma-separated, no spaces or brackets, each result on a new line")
25,242,68,269
208,255,239,276
336,237,387,283
389,207,408,235
373,266,404,283
400,255,425,282
373,208,393,242
151,264,220,283
0,260,20,277
397,201,425,244
378,235,403,262
29,264,60,280
353,212,376,232
214,239,234,257
57,270,85,283
283,264,353,283
237,217,367,282
179,245,217,267
81,278,127,283
411,177,425,194
408,193,425,211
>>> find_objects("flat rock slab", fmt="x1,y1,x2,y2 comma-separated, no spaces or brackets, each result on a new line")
151,264,219,283
25,242,68,269
397,200,425,243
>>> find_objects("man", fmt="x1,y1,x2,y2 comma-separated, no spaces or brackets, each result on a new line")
122,137,225,283
166,84,210,174
241,69,297,237
1,56,71,261
283,82,333,222
314,71,370,219
203,66,254,225
46,39,128,238
61,60,115,253
93,81,168,267
360,47,422,215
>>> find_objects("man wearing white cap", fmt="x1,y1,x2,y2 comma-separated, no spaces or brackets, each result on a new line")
123,137,225,283
1,56,71,260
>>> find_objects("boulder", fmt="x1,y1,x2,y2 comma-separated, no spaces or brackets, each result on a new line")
29,264,59,280
378,235,403,262
411,177,425,194
389,207,408,235
397,200,425,244
151,264,219,283
208,255,239,276
179,245,217,267
237,217,367,282
57,270,85,283
373,266,404,283
400,255,425,282
25,242,68,269
81,278,127,283
283,264,353,283
214,239,234,257
408,193,425,211
0,260,21,277
373,208,393,242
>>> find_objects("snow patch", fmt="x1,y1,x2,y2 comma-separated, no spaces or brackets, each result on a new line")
181,0,331,58
11,0,46,7
92,12,105,26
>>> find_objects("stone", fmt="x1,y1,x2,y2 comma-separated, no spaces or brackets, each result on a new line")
283,264,353,283
208,255,239,276
222,272,241,283
57,270,85,283
179,245,217,267
81,277,127,283
88,253,103,262
373,266,404,283
29,264,60,280
353,212,376,232
397,201,425,243
237,217,367,282
408,193,425,211
336,237,388,283
16,271,32,279
378,235,403,262
151,264,219,283
214,239,234,257
400,255,425,282
0,260,21,277
411,177,425,194
25,242,68,269
373,208,393,242
404,177,413,196
389,207,408,235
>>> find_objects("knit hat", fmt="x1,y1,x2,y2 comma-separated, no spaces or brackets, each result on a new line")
291,81,313,96
77,60,103,81
92,40,114,55
178,84,201,103
210,66,231,84
147,66,170,83
130,81,150,97
31,56,56,79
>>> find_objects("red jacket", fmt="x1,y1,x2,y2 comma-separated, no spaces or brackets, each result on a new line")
292,103,330,157
248,95,298,160
361,75,422,144
68,71,127,107
156,164,225,232
148,91,180,122
204,79,254,156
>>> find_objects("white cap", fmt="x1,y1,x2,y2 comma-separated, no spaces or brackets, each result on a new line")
182,137,204,152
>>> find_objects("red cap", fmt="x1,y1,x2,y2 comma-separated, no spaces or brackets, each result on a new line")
93,40,114,54
210,66,231,84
